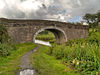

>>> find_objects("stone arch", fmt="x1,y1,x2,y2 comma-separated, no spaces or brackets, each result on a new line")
33,26,67,44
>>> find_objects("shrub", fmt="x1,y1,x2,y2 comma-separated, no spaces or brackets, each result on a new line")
0,23,9,43
0,43,14,57
0,23,17,57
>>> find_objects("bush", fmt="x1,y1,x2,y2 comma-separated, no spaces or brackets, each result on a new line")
0,23,9,43
0,43,14,57
0,23,17,57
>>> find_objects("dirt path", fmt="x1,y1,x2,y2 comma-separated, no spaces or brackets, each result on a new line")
19,45,40,70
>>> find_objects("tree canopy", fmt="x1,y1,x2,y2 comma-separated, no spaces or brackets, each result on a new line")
83,11,100,28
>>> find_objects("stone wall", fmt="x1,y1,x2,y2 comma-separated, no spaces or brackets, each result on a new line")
0,18,89,43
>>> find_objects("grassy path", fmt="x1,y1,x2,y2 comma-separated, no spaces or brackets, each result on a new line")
19,45,40,70
31,45,80,75
0,43,37,75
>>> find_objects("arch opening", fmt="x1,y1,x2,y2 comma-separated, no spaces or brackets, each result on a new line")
33,27,67,44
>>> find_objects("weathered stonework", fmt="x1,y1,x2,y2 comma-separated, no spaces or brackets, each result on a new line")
0,18,89,43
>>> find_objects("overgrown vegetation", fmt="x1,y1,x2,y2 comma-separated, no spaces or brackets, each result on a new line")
32,24,100,75
0,43,14,57
48,43,100,75
46,27,100,75
0,23,9,43
31,45,80,75
0,23,16,57
0,23,38,75
36,30,56,43
0,43,37,75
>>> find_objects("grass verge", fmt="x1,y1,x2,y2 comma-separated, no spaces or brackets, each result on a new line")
0,43,37,75
31,45,80,75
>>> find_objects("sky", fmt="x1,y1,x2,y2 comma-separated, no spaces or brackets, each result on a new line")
0,0,100,23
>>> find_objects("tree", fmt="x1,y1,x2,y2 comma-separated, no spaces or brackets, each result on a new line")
96,12,100,25
83,14,97,27
83,12,100,32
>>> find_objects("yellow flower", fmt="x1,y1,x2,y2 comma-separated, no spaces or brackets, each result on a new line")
0,71,2,74
76,61,79,65
81,45,85,48
96,72,99,75
72,59,75,64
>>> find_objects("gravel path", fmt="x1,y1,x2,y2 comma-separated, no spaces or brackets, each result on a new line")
20,45,40,69
16,45,40,75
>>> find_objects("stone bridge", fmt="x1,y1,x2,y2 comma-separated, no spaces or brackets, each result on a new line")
0,18,89,44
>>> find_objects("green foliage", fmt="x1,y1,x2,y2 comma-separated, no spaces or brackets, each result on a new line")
31,45,79,75
51,45,65,59
46,29,100,75
83,11,100,32
0,23,9,43
32,26,100,75
66,30,100,47
0,43,37,75
96,26,100,32
49,43,100,75
83,13,97,28
0,41,17,57
66,38,88,46
89,32,100,45
39,30,49,34
36,30,56,43
0,43,13,57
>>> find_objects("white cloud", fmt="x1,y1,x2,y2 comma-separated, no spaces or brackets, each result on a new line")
0,0,100,22
21,0,42,11
76,0,82,6
0,0,5,9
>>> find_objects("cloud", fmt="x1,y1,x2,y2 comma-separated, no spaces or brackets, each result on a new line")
0,0,100,22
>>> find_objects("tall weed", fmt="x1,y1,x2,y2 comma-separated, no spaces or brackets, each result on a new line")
48,42,100,75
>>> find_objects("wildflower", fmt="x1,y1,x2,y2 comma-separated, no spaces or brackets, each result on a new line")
81,45,85,48
96,72,99,75
0,71,2,74
63,69,68,72
76,61,79,65
72,59,75,64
